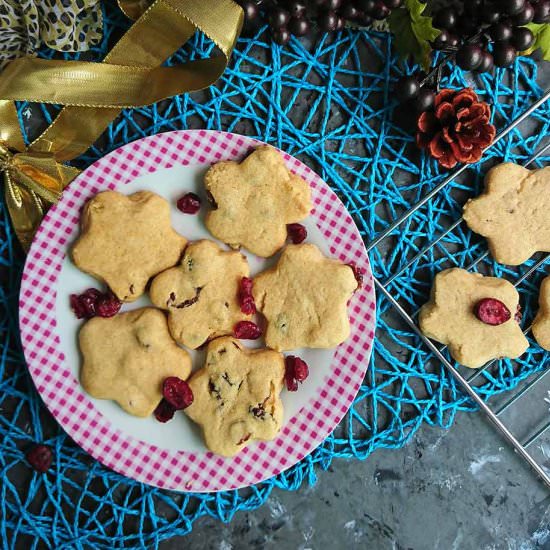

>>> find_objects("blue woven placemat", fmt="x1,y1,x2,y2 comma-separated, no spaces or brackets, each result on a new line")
2,2,550,547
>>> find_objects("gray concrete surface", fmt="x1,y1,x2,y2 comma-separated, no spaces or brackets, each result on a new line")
163,409,550,549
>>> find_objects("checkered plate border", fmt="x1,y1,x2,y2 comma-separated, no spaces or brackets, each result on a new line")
19,130,376,492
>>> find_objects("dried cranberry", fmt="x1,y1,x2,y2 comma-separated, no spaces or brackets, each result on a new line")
293,357,309,382
287,223,307,244
70,294,88,319
234,320,262,340
285,369,298,392
240,276,253,295
79,295,97,316
70,288,102,319
285,355,295,376
154,399,176,422
349,263,364,288
70,288,121,319
176,192,201,214
26,444,53,473
240,297,256,315
474,298,511,326
250,404,266,419
285,355,309,390
515,304,522,323
162,377,194,410
238,277,256,315
95,293,122,318
83,288,102,301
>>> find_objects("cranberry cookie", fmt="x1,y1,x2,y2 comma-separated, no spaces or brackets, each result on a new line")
149,240,251,349
204,146,312,257
72,191,186,301
419,268,528,368
184,336,285,457
79,308,192,417
532,276,550,350
463,163,550,265
253,243,358,351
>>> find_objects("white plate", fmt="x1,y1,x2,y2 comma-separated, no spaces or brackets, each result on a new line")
20,130,376,491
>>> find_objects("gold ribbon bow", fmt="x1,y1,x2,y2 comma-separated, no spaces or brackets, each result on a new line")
1,141,80,250
0,0,243,251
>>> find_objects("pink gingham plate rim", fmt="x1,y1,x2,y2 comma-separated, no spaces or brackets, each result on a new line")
19,130,376,492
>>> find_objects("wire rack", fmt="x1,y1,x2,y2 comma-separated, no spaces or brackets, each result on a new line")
367,88,550,489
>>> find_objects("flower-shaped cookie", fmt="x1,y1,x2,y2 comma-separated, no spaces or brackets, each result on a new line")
419,268,528,368
184,337,285,457
253,244,358,351
79,308,192,417
463,163,550,265
149,240,250,349
204,146,312,257
532,276,550,351
72,191,186,301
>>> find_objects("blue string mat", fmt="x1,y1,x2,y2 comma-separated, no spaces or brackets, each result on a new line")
2,1,550,547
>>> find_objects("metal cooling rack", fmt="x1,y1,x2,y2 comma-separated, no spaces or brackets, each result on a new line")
367,88,550,489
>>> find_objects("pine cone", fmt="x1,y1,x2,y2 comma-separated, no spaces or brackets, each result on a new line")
416,88,496,170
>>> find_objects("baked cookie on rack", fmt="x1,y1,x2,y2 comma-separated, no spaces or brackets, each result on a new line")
204,146,312,257
252,243,358,351
463,163,550,265
184,337,285,457
149,240,251,349
419,268,528,369
532,276,550,351
79,308,192,417
72,191,186,301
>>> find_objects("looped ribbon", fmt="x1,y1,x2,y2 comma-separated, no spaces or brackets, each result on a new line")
0,0,243,251
1,141,80,249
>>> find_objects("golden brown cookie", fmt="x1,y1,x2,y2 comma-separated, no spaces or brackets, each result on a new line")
419,268,528,369
532,276,550,350
149,240,250,349
72,191,186,301
463,163,550,265
184,337,285,457
252,243,358,351
204,146,312,257
79,307,192,417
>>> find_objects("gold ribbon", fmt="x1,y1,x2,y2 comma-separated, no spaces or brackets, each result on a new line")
0,0,243,250
117,0,152,20
1,141,80,250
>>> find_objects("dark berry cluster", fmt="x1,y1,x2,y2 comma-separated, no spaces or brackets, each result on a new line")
433,0,549,70
395,0,549,116
395,74,436,114
236,0,402,44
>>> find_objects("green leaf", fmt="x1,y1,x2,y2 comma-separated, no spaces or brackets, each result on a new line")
524,23,550,61
388,0,440,71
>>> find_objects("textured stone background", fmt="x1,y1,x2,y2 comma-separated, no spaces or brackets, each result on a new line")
163,410,550,549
